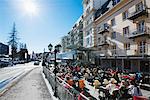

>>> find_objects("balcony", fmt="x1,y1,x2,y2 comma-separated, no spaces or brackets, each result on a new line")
97,35,110,46
97,24,110,34
128,7,148,20
127,26,150,39
98,41,109,46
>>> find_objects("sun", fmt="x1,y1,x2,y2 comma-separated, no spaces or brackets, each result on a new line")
22,0,38,16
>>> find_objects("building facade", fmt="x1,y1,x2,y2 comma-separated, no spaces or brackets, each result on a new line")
0,43,9,55
83,0,102,48
94,0,150,73
61,16,84,60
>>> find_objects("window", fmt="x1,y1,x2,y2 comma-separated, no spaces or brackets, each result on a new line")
124,60,131,69
112,31,116,39
97,26,101,32
113,0,121,6
112,45,116,50
90,36,92,45
123,26,129,36
111,18,116,26
86,37,90,45
86,7,90,15
139,41,146,54
122,11,128,20
136,2,143,12
86,31,90,36
137,20,145,32
104,23,109,29
86,20,89,26
124,43,130,50
85,0,90,6
89,28,92,34
87,28,92,36
98,37,101,43
112,45,116,54
89,17,92,23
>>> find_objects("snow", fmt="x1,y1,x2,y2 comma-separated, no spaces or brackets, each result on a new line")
41,72,58,100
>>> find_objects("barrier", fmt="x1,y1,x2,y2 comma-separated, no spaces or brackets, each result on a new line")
43,66,89,100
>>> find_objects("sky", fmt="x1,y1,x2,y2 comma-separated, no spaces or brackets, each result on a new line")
0,0,83,54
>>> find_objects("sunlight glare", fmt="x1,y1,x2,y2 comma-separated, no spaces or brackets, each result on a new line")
22,0,38,16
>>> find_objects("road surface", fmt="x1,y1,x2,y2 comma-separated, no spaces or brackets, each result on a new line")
0,63,52,100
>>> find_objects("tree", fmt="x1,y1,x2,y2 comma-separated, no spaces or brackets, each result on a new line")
19,43,27,50
8,23,19,61
24,43,27,49
19,43,23,50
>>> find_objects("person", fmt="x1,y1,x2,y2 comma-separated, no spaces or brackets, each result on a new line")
66,77,74,86
106,78,117,95
93,80,101,89
128,82,142,96
79,80,85,90
103,79,109,86
136,72,142,83
83,72,88,80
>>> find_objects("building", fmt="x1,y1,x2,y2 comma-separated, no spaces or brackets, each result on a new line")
82,0,111,63
94,0,150,73
62,36,69,52
16,49,29,61
82,0,109,48
0,43,9,55
61,16,84,60
61,0,149,72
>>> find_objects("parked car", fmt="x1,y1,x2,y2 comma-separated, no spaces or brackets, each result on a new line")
0,61,9,68
34,61,40,65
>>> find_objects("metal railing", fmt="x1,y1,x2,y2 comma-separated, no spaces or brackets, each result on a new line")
128,5,147,19
43,66,89,100
94,43,150,57
127,26,150,38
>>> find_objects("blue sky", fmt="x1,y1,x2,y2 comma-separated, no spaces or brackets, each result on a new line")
0,0,83,54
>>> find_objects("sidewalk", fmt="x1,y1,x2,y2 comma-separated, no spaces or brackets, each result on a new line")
0,67,52,100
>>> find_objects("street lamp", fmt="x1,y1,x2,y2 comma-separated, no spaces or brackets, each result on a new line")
42,48,46,66
48,43,61,97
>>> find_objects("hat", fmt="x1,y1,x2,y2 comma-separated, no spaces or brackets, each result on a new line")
93,80,101,85
109,78,117,84
73,76,79,81
103,79,109,85
93,80,101,89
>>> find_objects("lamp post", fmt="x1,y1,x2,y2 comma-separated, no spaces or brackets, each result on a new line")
42,48,46,66
48,43,61,97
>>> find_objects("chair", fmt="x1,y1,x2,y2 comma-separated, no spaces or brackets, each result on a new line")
133,96,149,100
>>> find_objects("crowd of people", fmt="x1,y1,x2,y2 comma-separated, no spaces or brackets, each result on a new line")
51,64,148,100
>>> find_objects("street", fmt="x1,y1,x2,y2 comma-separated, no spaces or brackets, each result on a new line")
0,63,52,100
